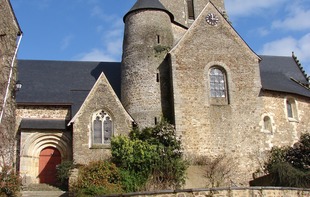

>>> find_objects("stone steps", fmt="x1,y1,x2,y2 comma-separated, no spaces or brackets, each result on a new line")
21,184,69,197
21,191,69,197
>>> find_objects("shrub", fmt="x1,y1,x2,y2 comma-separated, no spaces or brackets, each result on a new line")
286,133,310,172
56,160,75,190
270,162,309,188
0,166,21,197
264,133,310,188
111,120,187,191
119,169,145,193
72,161,123,196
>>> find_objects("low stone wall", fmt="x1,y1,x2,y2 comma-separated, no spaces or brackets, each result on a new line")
102,187,310,197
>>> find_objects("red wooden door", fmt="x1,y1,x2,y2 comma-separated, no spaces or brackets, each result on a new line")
39,147,61,185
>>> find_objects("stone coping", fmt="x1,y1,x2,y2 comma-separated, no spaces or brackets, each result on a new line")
101,187,310,197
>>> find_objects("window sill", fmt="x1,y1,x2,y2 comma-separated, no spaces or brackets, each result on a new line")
210,97,228,106
260,129,273,134
288,117,299,123
90,144,111,149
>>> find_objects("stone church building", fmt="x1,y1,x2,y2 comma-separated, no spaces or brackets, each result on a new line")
2,0,310,187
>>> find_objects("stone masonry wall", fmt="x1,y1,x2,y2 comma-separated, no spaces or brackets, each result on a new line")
259,90,310,149
16,105,71,120
104,187,310,197
171,4,263,185
16,105,72,184
73,75,132,165
0,0,20,167
122,10,173,128
160,0,225,27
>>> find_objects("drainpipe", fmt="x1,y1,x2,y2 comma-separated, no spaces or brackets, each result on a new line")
0,33,23,124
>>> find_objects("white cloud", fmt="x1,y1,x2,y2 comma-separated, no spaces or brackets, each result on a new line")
91,5,117,22
102,19,124,55
226,0,285,17
260,33,310,74
257,27,270,37
272,4,310,31
260,37,297,56
77,18,124,62
77,48,116,62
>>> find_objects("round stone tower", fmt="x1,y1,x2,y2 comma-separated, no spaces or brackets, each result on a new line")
121,0,174,128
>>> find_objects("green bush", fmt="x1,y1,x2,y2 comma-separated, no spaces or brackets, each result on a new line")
56,160,75,190
264,133,310,188
270,162,309,188
111,120,187,191
0,166,21,197
286,133,310,172
72,161,123,196
119,169,146,193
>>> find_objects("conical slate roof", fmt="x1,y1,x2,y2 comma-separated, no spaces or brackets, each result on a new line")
123,0,174,21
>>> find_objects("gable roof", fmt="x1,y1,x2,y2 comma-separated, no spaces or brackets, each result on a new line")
20,118,68,130
169,1,259,60
16,55,310,118
16,60,121,115
68,73,133,125
259,55,310,97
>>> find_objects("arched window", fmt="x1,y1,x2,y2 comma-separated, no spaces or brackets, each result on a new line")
286,98,298,121
209,67,227,98
286,100,293,118
263,116,272,132
92,110,113,145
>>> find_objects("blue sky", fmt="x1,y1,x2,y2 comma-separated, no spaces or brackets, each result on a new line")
11,0,310,75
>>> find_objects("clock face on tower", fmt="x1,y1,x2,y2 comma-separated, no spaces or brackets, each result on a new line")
206,13,219,26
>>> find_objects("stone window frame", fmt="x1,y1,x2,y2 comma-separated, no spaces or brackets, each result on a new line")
259,113,276,134
186,0,195,20
285,97,299,122
90,109,114,149
205,64,230,106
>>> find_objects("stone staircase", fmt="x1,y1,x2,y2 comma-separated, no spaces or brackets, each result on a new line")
21,184,69,197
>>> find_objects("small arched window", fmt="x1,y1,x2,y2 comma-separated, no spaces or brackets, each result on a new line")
209,67,227,98
92,110,113,145
263,116,272,132
286,98,298,121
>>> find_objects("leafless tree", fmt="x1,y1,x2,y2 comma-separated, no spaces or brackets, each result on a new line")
196,154,237,188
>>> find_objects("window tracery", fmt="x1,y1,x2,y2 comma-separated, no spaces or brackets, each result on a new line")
92,110,113,145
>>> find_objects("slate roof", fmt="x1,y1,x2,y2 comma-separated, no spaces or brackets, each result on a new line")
16,60,121,115
16,56,310,119
20,118,68,130
259,55,310,98
123,0,174,21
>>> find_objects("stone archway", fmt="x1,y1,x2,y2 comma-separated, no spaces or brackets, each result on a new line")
19,132,72,184
39,147,61,185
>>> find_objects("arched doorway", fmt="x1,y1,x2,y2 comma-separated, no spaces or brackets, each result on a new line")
39,147,61,185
